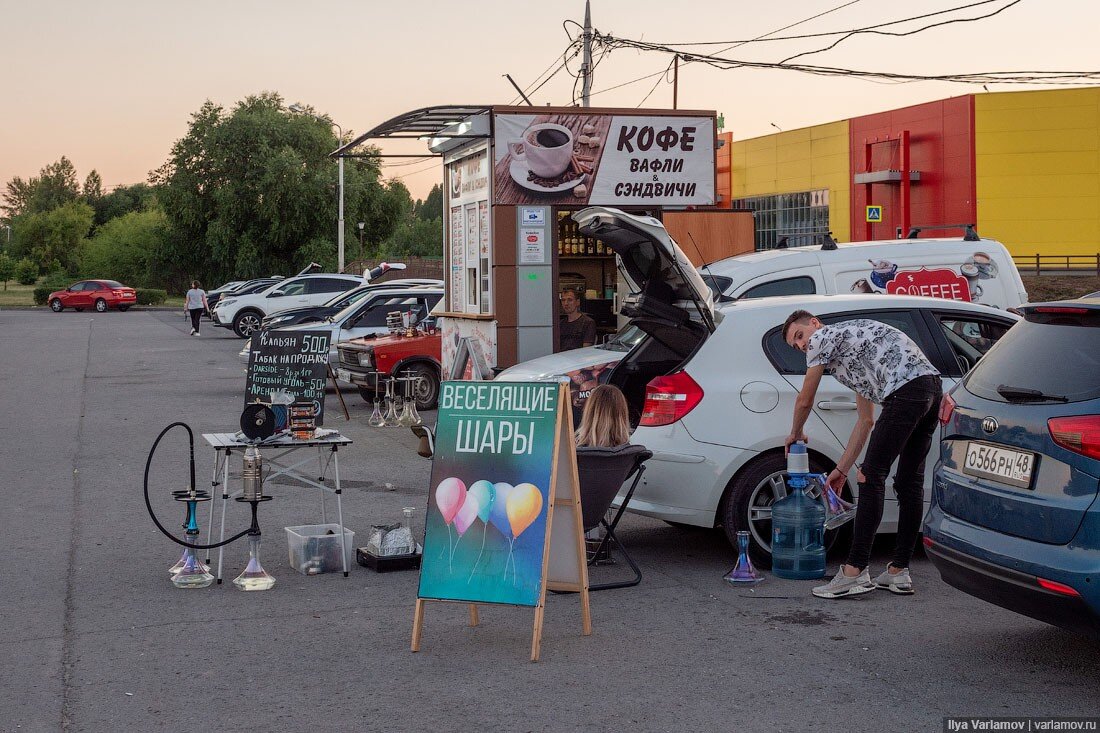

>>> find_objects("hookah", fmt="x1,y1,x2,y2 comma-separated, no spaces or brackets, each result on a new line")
382,377,402,427
397,373,422,427
817,473,857,531
367,387,386,428
143,421,276,591
723,530,763,586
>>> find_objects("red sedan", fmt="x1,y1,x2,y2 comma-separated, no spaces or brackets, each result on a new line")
48,280,137,313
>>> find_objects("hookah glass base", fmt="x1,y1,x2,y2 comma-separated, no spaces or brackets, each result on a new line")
171,548,215,588
233,535,276,591
723,530,764,586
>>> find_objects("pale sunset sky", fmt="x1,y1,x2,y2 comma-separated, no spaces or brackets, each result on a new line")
4,0,1099,200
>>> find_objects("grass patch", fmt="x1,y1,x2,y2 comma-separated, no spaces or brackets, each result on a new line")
0,282,37,307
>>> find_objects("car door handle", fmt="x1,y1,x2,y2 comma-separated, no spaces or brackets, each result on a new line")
817,400,857,411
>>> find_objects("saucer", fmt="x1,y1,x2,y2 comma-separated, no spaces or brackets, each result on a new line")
509,159,586,193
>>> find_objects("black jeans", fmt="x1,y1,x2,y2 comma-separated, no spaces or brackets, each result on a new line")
188,308,203,333
846,374,942,571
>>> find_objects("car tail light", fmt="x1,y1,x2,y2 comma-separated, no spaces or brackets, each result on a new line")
938,392,956,425
1037,577,1080,597
1047,415,1100,461
639,371,704,427
922,536,934,549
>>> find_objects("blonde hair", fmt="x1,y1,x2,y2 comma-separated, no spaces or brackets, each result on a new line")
575,384,630,448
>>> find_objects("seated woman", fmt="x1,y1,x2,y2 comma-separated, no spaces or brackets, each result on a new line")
575,384,631,448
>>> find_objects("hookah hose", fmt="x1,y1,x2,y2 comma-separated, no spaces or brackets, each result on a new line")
143,422,255,550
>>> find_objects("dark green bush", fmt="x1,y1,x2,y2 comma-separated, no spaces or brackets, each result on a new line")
15,258,38,285
33,286,53,306
135,288,167,305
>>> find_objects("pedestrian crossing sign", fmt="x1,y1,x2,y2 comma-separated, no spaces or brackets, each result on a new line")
866,206,883,223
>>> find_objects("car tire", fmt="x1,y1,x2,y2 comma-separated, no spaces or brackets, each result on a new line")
94,298,107,313
404,363,440,411
50,298,63,312
118,305,130,312
721,451,843,569
233,310,263,338
358,386,378,403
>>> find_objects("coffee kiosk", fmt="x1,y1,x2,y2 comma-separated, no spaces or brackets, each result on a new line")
335,105,746,376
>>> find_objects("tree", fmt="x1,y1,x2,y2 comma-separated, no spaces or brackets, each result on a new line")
92,183,156,227
14,258,37,285
0,252,14,289
15,201,94,273
153,93,402,286
413,184,443,222
83,170,104,201
380,216,444,258
81,209,170,287
3,177,33,218
3,157,82,218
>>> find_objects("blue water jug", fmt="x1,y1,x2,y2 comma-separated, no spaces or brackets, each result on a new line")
771,442,826,580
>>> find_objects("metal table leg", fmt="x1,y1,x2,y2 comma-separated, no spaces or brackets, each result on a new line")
216,448,232,584
205,448,221,566
318,446,328,524
333,446,348,577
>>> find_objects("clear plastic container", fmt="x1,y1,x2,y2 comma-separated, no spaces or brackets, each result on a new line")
285,524,355,575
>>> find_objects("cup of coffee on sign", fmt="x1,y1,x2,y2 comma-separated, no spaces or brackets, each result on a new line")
960,262,981,298
509,123,574,179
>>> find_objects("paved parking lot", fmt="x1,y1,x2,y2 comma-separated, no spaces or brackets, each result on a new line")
2,308,1098,733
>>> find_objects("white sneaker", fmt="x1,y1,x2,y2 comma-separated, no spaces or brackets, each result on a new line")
812,568,875,599
873,567,914,595
192,331,200,337
189,329,196,335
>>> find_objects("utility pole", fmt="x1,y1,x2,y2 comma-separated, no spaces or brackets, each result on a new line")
580,0,593,107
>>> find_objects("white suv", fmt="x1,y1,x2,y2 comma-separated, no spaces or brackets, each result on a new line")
498,209,1019,565
212,273,363,338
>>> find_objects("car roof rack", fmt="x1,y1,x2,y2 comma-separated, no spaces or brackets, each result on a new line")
905,223,980,242
820,232,838,251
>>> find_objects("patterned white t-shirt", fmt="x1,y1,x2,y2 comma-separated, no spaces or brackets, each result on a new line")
806,319,939,403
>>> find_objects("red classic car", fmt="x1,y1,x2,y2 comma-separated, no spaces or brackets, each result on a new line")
48,280,137,313
336,328,441,410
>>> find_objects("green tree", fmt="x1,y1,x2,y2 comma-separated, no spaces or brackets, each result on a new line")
3,177,33,218
92,183,156,227
153,93,399,287
81,209,170,287
26,157,81,214
14,258,37,285
16,201,94,273
380,217,443,258
0,252,14,289
413,184,443,222
82,170,104,201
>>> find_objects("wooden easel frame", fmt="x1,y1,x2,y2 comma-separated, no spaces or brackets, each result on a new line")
411,383,591,662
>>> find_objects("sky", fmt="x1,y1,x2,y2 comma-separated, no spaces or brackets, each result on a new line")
4,0,1100,201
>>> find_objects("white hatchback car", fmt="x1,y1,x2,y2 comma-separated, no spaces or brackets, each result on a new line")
498,209,1020,565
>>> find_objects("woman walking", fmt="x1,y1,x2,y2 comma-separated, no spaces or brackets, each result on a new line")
185,281,209,336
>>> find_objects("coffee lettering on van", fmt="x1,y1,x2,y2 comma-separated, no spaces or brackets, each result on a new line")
886,268,972,302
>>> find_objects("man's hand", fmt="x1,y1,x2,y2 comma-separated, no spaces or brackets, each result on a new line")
784,431,808,454
826,468,847,492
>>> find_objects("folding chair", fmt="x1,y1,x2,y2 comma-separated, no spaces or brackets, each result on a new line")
576,444,652,592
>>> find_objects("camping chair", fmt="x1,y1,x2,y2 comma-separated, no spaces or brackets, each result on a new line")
410,425,435,459
576,443,652,592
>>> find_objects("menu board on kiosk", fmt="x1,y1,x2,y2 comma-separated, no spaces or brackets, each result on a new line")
444,147,490,314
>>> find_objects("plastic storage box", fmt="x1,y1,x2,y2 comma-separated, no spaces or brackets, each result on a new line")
285,524,356,575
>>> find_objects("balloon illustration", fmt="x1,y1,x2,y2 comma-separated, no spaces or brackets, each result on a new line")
506,483,543,539
467,480,495,523
488,482,515,538
466,480,497,583
434,477,466,525
454,493,480,536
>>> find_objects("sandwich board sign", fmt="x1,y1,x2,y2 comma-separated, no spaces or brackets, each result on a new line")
412,381,590,661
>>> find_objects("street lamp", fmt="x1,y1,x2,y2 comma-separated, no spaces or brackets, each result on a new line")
357,221,365,266
289,103,345,272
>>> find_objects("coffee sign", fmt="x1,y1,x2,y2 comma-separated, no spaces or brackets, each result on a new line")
492,112,715,207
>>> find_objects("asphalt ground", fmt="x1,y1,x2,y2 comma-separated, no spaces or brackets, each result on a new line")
1,308,1098,733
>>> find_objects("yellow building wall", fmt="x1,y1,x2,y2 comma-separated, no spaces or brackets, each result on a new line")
976,88,1100,258
728,120,851,242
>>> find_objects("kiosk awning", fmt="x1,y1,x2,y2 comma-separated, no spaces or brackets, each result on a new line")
332,105,492,158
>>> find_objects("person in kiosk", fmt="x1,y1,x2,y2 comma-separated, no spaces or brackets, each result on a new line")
558,287,597,351
782,310,942,599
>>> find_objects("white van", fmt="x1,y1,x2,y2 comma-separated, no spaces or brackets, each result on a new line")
701,228,1026,310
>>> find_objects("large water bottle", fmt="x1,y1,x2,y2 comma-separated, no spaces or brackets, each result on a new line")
771,442,826,579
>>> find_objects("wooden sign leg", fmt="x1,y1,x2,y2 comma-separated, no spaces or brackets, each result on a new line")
468,604,480,627
411,598,426,652
530,605,546,662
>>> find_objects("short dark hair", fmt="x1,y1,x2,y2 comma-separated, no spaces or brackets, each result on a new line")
782,309,816,341
560,287,582,300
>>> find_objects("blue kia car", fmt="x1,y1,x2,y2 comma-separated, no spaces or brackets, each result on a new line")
925,298,1100,635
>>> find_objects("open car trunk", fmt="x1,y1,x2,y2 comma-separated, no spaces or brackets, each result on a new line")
574,207,716,426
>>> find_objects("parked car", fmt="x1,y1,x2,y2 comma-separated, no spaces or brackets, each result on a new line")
239,287,443,377
259,279,442,330
701,225,1026,310
336,325,443,410
206,277,284,313
924,299,1100,635
497,208,1020,564
212,273,364,338
48,280,137,313
1082,291,1100,299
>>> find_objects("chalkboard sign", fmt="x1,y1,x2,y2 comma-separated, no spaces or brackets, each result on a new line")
245,329,331,425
